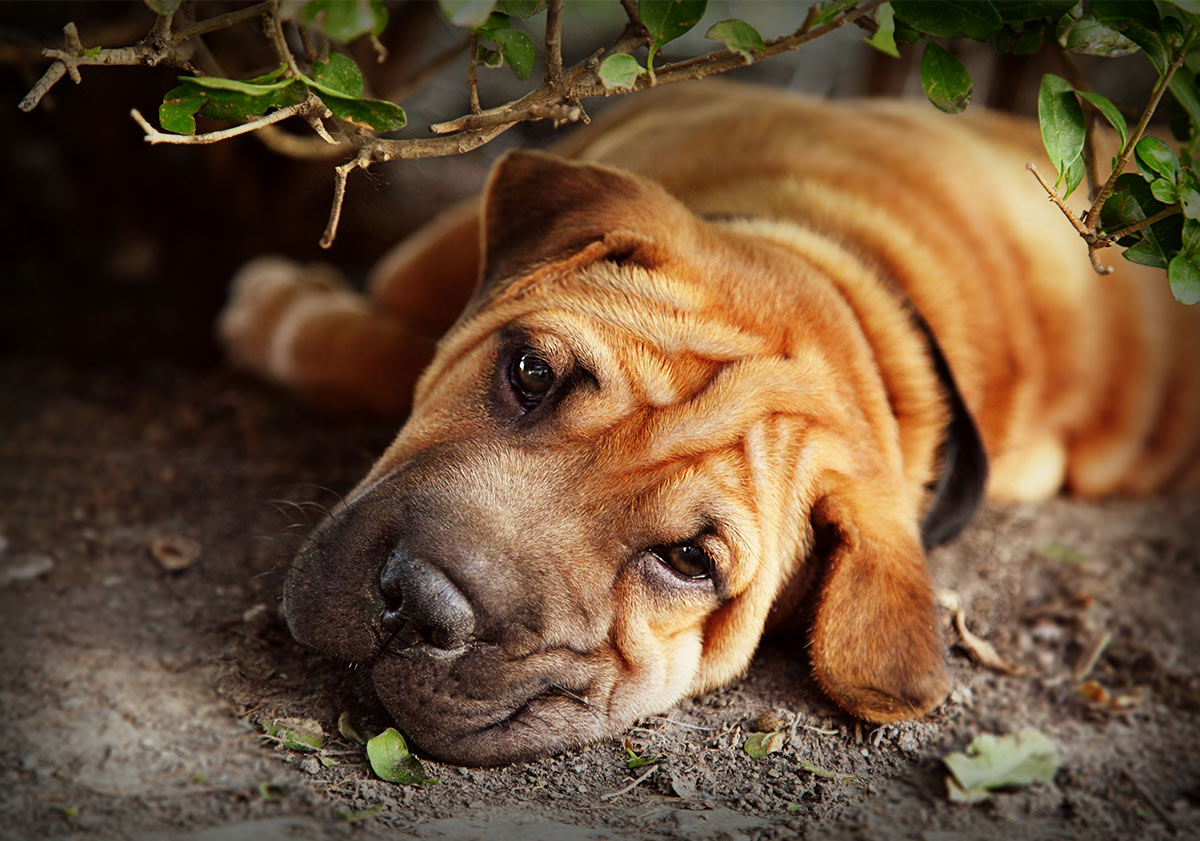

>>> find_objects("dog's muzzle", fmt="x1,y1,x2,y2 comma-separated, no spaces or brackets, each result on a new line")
379,547,476,653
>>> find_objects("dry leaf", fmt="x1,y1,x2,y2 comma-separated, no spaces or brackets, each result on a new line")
943,729,1059,803
150,534,202,570
955,609,1022,675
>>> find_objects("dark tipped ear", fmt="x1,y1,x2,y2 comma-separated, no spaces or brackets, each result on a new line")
808,491,950,723
910,310,989,548
479,150,690,288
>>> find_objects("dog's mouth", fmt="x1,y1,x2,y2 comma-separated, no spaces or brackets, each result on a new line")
368,643,610,766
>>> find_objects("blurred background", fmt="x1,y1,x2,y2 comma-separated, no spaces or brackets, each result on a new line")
0,0,1158,379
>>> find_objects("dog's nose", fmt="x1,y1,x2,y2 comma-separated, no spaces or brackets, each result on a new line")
379,547,475,651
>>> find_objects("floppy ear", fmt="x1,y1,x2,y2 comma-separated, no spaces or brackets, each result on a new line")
477,150,695,290
808,491,949,723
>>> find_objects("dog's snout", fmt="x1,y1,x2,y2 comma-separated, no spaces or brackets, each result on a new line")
380,547,476,651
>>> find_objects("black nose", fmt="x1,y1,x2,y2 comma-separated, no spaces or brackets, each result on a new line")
379,547,475,651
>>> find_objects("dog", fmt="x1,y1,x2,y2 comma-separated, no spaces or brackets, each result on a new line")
219,82,1200,766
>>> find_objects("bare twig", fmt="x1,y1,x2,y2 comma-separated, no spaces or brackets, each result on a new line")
430,102,582,134
467,33,481,114
1104,205,1182,242
265,0,302,79
1027,163,1092,237
130,95,318,145
175,2,270,41
321,153,371,249
545,0,564,85
599,766,657,800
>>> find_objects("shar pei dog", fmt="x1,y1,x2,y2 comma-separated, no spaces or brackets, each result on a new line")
220,82,1200,766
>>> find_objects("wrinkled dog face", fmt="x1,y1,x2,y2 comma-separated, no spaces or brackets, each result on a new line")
284,152,949,766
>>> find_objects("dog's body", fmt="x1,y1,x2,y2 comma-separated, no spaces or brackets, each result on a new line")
221,83,1200,765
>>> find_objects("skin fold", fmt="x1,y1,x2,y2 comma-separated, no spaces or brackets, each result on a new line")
219,82,1200,766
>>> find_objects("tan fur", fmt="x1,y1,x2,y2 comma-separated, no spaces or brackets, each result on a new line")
220,83,1200,765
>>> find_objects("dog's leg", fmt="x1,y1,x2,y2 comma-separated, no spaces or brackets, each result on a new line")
218,201,481,414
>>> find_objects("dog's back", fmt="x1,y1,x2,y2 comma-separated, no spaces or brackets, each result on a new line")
554,84,1200,501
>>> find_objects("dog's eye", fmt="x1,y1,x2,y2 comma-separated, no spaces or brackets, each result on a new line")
654,544,711,580
509,349,555,405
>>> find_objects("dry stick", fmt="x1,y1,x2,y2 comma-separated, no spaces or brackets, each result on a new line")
599,766,657,800
264,0,302,79
130,96,318,145
545,0,565,85
1084,37,1193,232
467,33,481,114
1105,205,1182,243
174,2,269,41
320,153,371,249
430,102,582,134
1027,163,1115,274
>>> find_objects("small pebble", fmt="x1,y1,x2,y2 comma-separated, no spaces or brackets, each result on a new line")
1,553,54,585
150,535,202,571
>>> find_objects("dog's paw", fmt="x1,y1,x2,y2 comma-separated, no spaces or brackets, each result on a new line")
217,256,349,379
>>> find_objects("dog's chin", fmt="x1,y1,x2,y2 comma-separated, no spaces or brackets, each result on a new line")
369,647,613,767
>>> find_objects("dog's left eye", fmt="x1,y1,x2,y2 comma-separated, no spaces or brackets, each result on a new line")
509,349,555,406
653,544,711,580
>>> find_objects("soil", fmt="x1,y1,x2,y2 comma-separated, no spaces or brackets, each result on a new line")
2,7,1199,838
3,350,1200,841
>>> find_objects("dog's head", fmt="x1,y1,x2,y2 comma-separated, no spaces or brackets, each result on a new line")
284,151,962,765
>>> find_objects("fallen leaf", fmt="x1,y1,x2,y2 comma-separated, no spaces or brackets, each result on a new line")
1078,679,1146,711
624,741,663,770
942,729,1060,803
366,727,437,785
754,710,789,732
955,609,1022,675
260,717,324,752
150,534,202,571
337,711,370,745
744,729,788,759
799,760,857,782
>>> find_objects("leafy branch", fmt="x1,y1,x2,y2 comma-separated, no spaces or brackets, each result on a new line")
13,0,1200,303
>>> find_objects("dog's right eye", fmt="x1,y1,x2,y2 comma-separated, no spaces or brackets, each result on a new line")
652,544,711,580
508,348,555,407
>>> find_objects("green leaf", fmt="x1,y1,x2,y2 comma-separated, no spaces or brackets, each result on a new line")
994,1,1075,21
81,46,102,58
311,53,365,98
440,0,497,27
1151,178,1179,203
1076,90,1128,149
1136,137,1181,183
1056,12,1140,57
705,18,766,62
365,728,437,785
743,730,787,759
491,27,535,80
942,729,1059,803
260,717,324,752
1169,253,1200,303
892,1,1004,40
246,65,289,85
477,46,503,68
318,93,407,131
1037,73,1086,189
159,85,205,135
598,54,644,89
1101,173,1182,267
339,804,385,823
1091,0,1168,72
496,0,542,16
1180,184,1200,218
640,0,708,69
921,42,973,114
812,0,858,27
298,0,388,42
179,74,296,95
1063,152,1085,200
865,3,900,58
1168,70,1200,139
1183,216,1200,252
625,746,664,770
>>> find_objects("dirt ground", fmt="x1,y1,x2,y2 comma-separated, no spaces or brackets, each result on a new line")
3,354,1200,841
3,5,1200,839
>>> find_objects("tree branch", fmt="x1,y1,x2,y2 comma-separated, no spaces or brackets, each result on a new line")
131,95,320,145
545,0,564,85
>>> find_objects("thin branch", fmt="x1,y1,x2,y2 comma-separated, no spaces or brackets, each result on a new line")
321,154,371,249
545,0,564,85
1085,35,1194,231
1027,163,1092,238
131,96,315,145
1104,205,1182,243
467,33,481,114
265,0,303,79
430,102,582,134
175,2,269,41
599,766,657,800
